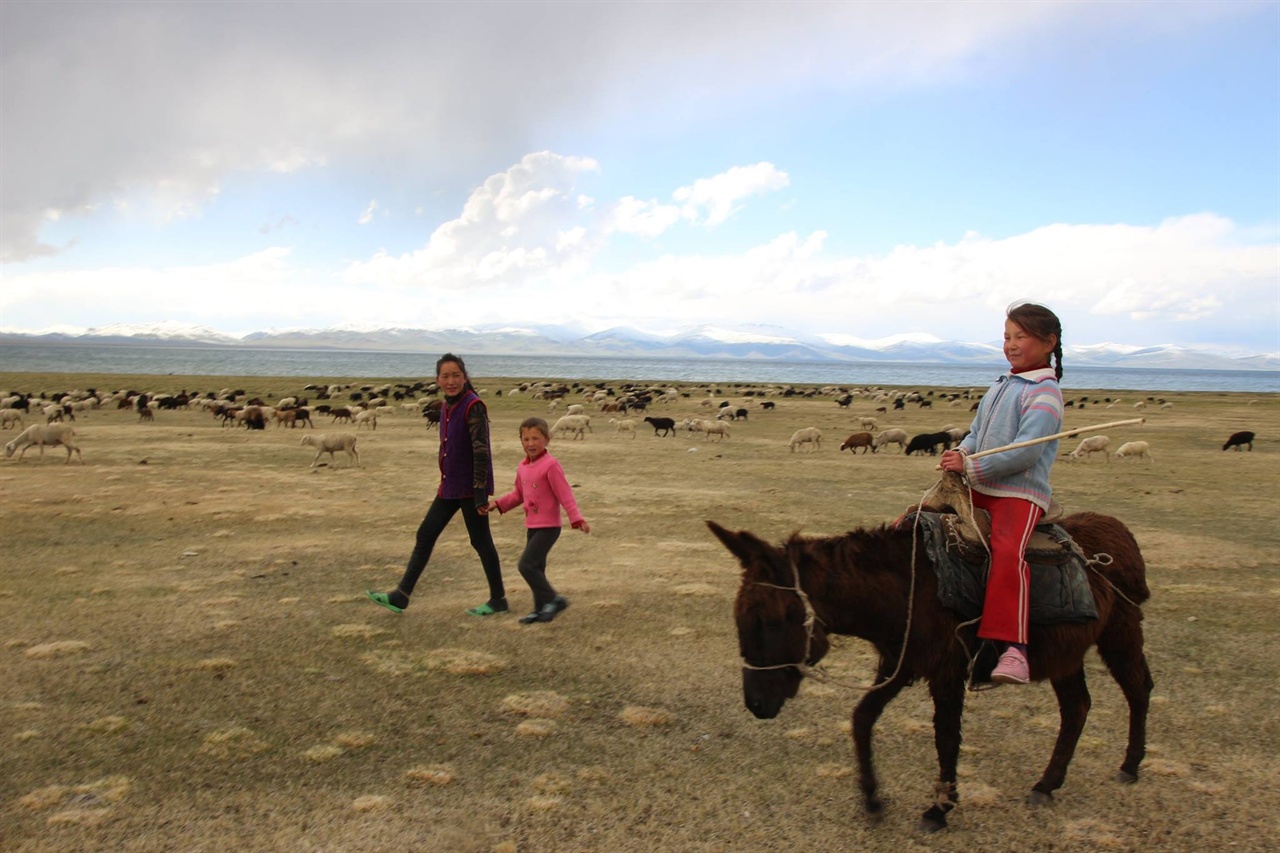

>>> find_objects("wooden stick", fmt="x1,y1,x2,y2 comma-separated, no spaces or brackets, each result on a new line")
966,417,1145,460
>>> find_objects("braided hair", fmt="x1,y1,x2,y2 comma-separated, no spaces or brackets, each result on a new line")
1006,302,1063,380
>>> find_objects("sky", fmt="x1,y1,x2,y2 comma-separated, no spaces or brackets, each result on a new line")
1,0,1278,355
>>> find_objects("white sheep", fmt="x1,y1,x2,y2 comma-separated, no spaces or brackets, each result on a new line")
788,427,822,452
1114,440,1153,462
1067,435,1110,462
944,427,967,444
608,417,638,438
551,414,592,440
0,409,24,430
4,424,83,464
699,421,731,441
354,410,378,431
1133,400,1147,409
301,433,361,468
565,403,586,416
872,428,908,452
858,417,877,431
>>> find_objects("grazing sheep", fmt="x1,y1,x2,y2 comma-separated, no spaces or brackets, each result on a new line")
904,431,952,456
4,424,83,464
551,414,592,440
760,401,776,411
872,428,908,452
301,433,360,468
788,427,822,452
858,417,877,431
1114,440,1153,462
138,406,154,422
698,420,731,441
840,432,875,454
566,403,585,416
608,417,638,438
1067,435,1111,462
354,410,378,431
1,409,26,430
1223,431,1255,452
643,416,677,437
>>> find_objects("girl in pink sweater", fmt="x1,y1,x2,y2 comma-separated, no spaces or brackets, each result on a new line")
485,418,590,623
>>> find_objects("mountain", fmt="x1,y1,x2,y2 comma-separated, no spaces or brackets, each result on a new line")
1,322,1276,371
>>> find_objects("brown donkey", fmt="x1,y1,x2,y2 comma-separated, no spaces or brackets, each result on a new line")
708,511,1153,833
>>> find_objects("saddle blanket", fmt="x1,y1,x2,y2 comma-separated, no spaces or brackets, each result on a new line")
911,511,1099,625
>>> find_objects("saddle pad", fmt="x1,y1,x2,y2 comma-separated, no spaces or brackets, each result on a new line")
912,511,1099,625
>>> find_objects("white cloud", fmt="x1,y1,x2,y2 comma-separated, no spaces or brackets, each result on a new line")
342,152,600,290
357,200,378,225
673,162,790,226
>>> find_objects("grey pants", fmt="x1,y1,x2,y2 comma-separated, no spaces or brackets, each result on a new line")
518,527,562,609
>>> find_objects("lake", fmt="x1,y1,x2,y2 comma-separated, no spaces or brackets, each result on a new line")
0,343,1276,393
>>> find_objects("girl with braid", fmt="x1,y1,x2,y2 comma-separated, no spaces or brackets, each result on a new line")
366,353,507,616
939,302,1064,684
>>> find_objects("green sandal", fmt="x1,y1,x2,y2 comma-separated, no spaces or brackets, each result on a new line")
366,590,404,614
465,599,508,616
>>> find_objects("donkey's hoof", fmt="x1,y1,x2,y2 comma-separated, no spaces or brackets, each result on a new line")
1114,770,1138,784
918,815,947,834
919,804,950,833
1028,789,1054,807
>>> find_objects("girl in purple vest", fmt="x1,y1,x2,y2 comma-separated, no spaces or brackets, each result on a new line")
366,354,506,616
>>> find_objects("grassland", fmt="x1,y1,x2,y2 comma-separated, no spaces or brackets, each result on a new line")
2,370,1278,852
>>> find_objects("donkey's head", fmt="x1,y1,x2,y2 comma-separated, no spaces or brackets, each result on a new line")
708,520,830,719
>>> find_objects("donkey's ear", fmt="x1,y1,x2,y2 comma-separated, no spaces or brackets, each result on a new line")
706,520,771,566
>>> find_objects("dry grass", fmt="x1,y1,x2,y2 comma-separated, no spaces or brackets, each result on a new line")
2,370,1278,851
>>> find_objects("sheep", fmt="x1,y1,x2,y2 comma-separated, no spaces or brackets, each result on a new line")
566,403,586,416
944,427,968,444
354,410,379,431
872,428,908,452
1114,440,1153,462
1223,431,1255,452
1067,435,1110,461
138,406,155,422
858,417,877,431
608,417,638,438
0,409,25,430
643,416,677,437
1133,400,1147,409
840,431,875,454
788,427,822,452
4,424,83,464
716,407,737,421
904,431,952,456
301,433,360,468
551,414,592,440
698,420,731,441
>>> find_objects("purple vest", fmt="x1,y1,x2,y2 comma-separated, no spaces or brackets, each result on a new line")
437,390,495,499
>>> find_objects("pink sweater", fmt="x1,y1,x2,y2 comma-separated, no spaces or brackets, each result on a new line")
494,452,584,529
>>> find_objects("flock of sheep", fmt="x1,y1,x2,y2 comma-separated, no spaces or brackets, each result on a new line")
0,381,1262,468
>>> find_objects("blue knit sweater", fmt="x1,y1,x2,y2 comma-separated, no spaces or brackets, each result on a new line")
957,367,1063,510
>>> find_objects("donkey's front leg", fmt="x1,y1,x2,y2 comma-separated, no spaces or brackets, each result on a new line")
1030,668,1091,805
852,662,911,820
919,673,966,832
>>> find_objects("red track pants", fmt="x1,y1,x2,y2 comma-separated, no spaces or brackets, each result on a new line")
971,491,1043,645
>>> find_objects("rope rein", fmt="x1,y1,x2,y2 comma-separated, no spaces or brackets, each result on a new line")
741,478,952,693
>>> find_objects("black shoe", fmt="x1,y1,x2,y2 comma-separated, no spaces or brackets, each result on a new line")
518,611,542,624
537,595,569,623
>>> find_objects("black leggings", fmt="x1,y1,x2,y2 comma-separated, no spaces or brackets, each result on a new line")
518,527,562,609
396,497,504,602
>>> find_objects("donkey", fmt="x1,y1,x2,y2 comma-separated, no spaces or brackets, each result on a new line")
709,511,1153,833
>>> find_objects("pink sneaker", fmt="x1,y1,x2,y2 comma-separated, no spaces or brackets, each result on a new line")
991,647,1030,685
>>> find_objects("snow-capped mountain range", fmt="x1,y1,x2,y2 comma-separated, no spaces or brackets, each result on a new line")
1,321,1276,371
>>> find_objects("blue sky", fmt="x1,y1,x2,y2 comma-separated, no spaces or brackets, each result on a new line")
2,1,1278,354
